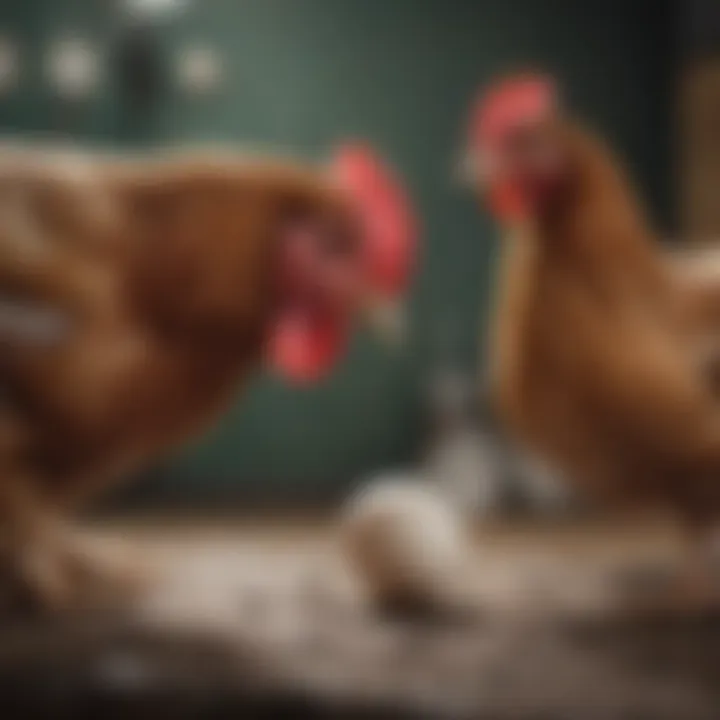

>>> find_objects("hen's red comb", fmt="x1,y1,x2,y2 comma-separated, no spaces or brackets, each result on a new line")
330,143,416,298
469,74,556,148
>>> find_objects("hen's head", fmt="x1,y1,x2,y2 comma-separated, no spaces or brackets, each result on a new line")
462,73,569,223
268,144,416,383
122,145,415,386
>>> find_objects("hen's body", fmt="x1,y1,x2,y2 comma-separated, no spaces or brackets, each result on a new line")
490,125,720,522
3,293,266,504
0,149,354,608
0,154,287,494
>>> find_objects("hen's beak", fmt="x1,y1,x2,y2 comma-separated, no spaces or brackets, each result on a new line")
361,294,407,348
454,149,493,188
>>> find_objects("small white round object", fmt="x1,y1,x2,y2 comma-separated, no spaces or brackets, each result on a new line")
46,36,102,99
339,473,470,612
176,45,222,95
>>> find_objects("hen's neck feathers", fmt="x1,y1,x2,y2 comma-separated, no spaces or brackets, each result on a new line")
489,123,672,398
536,123,666,288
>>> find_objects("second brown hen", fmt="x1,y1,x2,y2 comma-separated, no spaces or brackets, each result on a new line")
462,75,720,608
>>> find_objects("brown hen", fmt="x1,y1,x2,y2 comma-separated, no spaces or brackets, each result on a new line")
463,75,720,608
0,145,413,610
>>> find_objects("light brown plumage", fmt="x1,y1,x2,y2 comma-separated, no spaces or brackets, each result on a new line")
488,125,720,512
468,76,720,605
0,148,368,610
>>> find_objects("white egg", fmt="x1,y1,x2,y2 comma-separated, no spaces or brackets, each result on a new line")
339,473,470,612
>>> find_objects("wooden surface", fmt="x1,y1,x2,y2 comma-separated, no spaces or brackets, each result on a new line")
0,519,719,719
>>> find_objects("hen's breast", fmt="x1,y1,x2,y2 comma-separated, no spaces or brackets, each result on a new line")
2,309,263,489
488,239,634,497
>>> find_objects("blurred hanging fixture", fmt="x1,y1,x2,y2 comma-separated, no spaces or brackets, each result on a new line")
120,0,189,21
0,35,19,95
114,17,168,114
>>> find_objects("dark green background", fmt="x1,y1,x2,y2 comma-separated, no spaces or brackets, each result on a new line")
0,0,674,502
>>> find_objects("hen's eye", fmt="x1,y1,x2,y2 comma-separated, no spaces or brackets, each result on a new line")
508,123,542,154
319,222,360,259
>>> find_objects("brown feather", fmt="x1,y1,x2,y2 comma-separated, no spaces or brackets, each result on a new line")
0,150,350,505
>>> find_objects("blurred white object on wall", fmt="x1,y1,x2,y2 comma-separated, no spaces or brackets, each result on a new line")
47,36,102,100
176,45,223,95
122,0,189,20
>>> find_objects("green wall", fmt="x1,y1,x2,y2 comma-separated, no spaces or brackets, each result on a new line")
0,0,673,502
